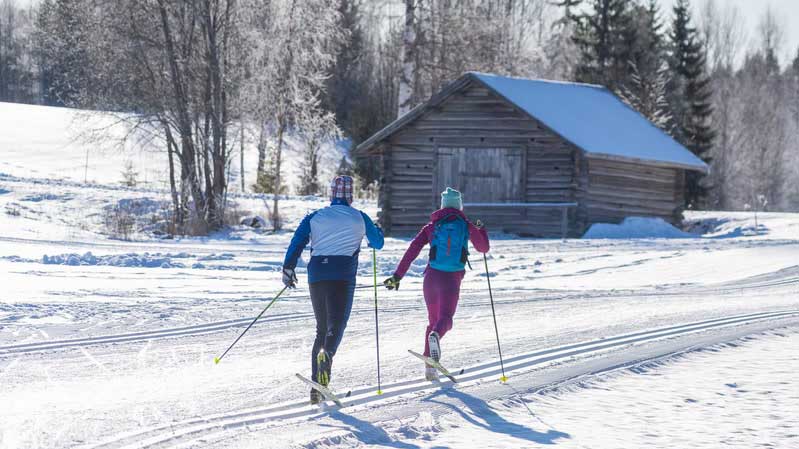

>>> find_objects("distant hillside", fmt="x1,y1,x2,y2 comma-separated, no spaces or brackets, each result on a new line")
0,102,349,194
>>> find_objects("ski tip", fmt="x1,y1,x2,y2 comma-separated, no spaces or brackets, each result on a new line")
376,390,383,395
500,375,508,383
213,357,220,365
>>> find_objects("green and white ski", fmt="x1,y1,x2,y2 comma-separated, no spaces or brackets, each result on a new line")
408,349,460,383
295,373,345,407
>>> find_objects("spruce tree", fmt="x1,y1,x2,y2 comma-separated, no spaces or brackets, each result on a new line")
668,0,715,208
336,156,354,177
793,47,799,74
570,0,634,91
620,0,672,131
34,0,90,106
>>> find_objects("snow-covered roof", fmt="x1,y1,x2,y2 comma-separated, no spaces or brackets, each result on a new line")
356,73,708,173
471,73,708,172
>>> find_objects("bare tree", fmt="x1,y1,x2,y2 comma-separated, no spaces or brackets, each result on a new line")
701,0,747,208
244,0,345,230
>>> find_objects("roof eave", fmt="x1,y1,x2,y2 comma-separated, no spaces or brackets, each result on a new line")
354,74,475,155
585,152,710,173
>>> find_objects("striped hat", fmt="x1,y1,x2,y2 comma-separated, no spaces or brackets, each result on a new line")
330,175,354,204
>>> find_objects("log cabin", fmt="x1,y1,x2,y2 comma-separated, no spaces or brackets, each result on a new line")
356,72,709,237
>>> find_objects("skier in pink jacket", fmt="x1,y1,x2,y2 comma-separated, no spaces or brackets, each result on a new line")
384,187,489,380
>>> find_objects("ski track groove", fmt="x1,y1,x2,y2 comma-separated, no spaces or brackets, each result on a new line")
78,309,799,449
5,266,798,356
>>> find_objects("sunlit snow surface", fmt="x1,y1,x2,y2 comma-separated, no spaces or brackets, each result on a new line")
1,103,798,448
365,330,799,449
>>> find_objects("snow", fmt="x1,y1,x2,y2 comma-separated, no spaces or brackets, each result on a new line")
0,102,349,194
355,329,799,449
471,73,709,172
1,104,798,448
583,216,694,239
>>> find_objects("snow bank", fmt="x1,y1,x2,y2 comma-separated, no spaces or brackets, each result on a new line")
582,217,694,239
29,251,281,271
42,251,192,268
682,211,799,239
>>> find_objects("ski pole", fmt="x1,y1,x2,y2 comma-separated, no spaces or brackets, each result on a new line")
214,285,289,364
483,252,507,382
372,247,383,395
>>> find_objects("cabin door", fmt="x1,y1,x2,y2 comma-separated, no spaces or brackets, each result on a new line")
434,147,524,206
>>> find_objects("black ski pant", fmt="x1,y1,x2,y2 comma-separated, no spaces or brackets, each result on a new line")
309,280,355,382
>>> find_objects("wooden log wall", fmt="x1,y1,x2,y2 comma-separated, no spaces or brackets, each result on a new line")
584,157,683,225
382,82,578,236
378,80,687,236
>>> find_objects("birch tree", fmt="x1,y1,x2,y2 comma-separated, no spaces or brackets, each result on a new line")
397,0,418,117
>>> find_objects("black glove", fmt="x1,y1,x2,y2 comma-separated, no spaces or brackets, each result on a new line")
282,268,298,289
383,275,401,291
474,219,484,229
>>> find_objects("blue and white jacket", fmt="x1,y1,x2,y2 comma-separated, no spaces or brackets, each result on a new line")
283,198,384,283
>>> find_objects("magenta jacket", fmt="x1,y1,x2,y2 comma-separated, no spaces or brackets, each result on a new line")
393,208,490,278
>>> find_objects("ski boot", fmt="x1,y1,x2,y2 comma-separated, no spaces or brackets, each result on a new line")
425,363,439,381
310,388,323,405
316,349,333,387
428,331,441,362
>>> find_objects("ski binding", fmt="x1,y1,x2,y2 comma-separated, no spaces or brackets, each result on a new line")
295,373,346,407
408,349,461,383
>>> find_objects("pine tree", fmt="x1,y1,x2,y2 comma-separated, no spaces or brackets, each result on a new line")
336,156,354,177
325,0,364,137
299,145,320,196
252,141,281,194
668,0,715,208
570,0,634,91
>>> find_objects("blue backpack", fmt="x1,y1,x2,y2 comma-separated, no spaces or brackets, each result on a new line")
429,214,471,272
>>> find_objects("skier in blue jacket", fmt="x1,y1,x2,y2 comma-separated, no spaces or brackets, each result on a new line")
282,175,384,404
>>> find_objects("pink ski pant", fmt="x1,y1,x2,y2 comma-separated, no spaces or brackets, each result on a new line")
422,267,465,357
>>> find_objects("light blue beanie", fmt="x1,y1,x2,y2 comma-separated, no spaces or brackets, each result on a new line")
440,187,463,210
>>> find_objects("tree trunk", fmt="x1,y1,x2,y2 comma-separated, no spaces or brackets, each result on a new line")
272,120,286,231
163,120,183,229
200,0,228,229
157,0,206,231
240,123,245,192
397,0,418,117
256,122,266,179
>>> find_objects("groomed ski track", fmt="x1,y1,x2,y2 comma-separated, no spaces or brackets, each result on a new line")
4,265,797,356
80,309,799,449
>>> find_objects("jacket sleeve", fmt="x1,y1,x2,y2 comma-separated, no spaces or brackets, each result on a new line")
283,213,313,270
468,221,490,253
393,223,433,279
360,211,385,250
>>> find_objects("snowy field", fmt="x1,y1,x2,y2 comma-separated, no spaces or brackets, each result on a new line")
1,103,799,449
316,329,799,449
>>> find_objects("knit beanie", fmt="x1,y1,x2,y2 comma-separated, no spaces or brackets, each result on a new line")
330,175,354,204
440,187,463,210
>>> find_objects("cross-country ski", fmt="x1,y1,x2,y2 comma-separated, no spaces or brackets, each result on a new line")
4,1,799,447
295,373,347,408
408,349,462,383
